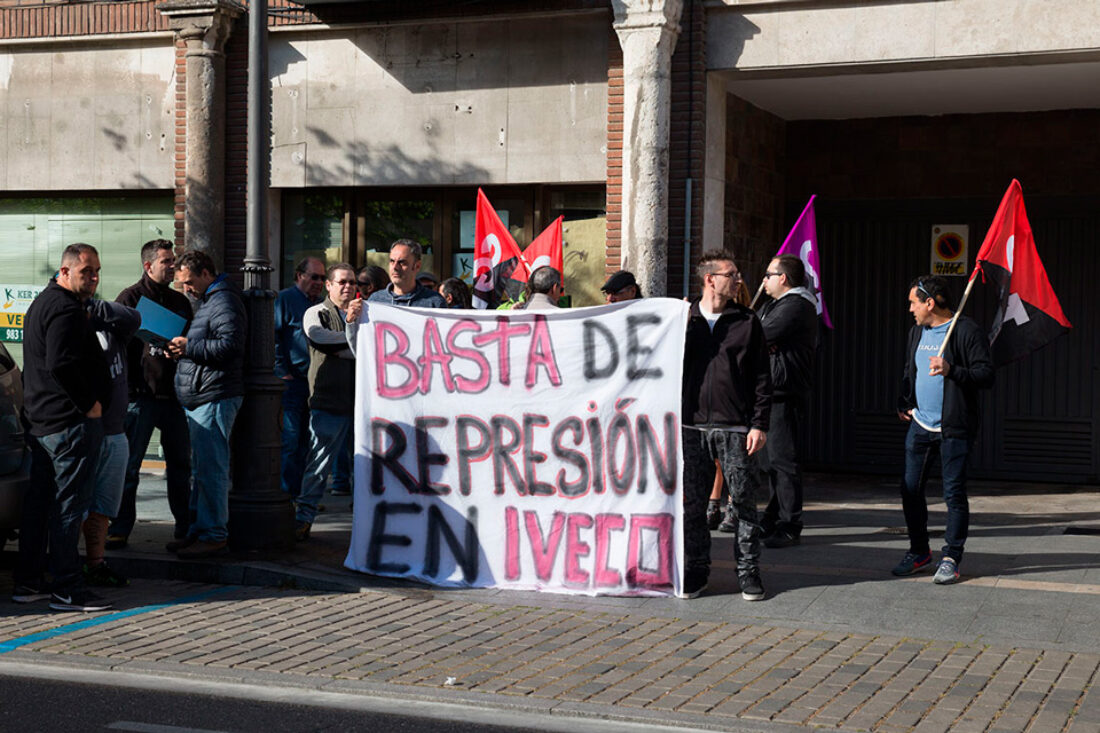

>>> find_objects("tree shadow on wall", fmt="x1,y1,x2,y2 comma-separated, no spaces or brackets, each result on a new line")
298,134,490,187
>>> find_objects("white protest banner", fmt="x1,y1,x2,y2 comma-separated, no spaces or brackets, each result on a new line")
346,299,689,597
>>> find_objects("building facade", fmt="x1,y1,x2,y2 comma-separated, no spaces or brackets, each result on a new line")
2,0,1097,481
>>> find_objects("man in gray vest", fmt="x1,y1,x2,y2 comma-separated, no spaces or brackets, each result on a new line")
293,263,359,540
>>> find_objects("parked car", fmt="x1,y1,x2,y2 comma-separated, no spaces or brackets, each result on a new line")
0,341,30,552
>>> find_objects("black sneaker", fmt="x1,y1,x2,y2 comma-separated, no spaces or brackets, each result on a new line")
891,551,933,577
295,520,312,542
706,501,722,530
330,487,351,497
12,584,51,603
85,561,129,587
739,571,765,601
49,590,113,612
763,530,801,549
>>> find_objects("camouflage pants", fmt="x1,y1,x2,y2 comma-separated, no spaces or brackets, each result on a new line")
682,427,763,578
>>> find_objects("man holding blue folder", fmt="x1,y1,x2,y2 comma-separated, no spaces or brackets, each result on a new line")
109,240,194,548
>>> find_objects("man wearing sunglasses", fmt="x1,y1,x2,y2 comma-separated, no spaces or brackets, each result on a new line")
293,264,359,541
754,254,820,549
681,251,772,601
893,275,993,585
274,257,326,500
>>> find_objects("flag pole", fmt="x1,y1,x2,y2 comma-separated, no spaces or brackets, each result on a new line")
936,272,979,358
749,281,766,309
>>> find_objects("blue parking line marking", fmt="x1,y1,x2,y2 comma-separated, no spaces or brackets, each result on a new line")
0,586,235,654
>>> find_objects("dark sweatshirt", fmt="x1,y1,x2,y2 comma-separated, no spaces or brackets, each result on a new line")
21,280,112,437
682,300,772,432
88,300,142,435
116,273,193,401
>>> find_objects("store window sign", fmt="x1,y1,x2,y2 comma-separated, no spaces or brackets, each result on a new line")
931,225,969,276
1,284,45,342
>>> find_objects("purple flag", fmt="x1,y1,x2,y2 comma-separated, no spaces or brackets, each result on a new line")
775,194,833,329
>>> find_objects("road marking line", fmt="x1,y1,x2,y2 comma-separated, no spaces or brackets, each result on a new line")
0,587,234,655
109,723,228,733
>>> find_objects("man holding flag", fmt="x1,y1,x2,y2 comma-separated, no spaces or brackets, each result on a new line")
754,254,819,548
893,275,993,585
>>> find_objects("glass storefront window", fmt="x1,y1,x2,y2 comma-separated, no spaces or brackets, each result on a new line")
281,192,345,289
0,195,174,366
360,199,436,276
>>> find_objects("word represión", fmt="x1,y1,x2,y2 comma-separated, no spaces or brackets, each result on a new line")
370,409,678,499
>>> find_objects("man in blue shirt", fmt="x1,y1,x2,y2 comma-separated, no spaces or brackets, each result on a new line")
893,275,993,585
274,257,325,498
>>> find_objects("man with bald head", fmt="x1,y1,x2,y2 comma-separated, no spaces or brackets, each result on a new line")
16,243,113,612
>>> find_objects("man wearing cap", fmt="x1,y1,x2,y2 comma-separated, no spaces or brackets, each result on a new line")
417,271,441,290
601,270,643,303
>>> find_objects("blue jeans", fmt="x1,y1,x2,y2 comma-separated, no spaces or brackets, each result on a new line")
280,378,311,497
16,418,103,594
295,409,351,523
185,397,242,543
90,432,129,518
331,430,352,493
113,397,192,537
901,422,971,562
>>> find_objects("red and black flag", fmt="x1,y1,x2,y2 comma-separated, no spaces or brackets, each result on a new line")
973,179,1071,365
519,215,564,284
472,189,527,309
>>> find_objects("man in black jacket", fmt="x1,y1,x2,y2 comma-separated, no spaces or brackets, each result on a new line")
682,251,772,600
169,250,247,559
753,254,819,548
15,243,113,612
108,239,193,548
893,275,993,584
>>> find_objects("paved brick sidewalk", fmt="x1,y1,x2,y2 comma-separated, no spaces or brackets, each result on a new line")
2,579,1098,732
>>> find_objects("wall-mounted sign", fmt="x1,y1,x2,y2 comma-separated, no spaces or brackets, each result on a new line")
931,225,969,276
1,284,45,342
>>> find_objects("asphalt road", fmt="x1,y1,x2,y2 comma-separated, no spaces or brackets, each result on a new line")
0,674,546,733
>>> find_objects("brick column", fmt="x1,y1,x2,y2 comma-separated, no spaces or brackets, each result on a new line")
611,0,683,298
157,0,243,270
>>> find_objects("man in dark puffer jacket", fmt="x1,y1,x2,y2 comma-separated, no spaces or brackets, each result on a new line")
169,250,247,558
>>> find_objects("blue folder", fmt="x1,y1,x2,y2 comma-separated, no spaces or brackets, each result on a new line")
135,295,187,347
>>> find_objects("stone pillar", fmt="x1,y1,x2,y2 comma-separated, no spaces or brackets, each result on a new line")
612,0,683,298
158,0,243,270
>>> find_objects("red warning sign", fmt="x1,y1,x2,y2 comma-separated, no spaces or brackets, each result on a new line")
930,225,968,276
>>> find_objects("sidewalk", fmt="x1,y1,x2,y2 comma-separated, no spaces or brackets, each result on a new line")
2,472,1098,731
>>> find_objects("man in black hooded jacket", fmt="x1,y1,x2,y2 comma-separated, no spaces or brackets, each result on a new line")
753,254,819,548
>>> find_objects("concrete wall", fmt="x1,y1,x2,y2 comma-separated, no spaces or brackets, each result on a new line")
707,0,1100,71
269,14,609,188
0,41,175,191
